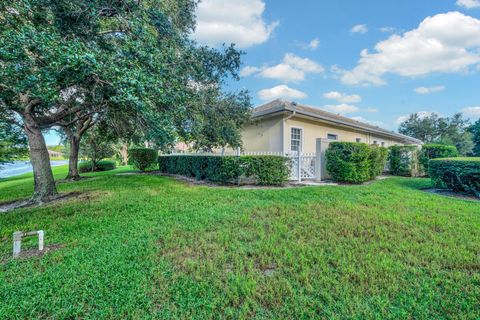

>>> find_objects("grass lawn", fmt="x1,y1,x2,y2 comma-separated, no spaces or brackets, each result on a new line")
0,166,479,319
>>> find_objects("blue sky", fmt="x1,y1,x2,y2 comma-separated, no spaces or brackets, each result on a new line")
45,0,480,145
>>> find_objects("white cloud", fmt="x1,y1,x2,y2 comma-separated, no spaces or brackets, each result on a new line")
244,53,324,82
194,0,278,48
323,91,361,103
260,64,306,82
414,85,446,94
240,66,260,77
457,0,480,9
350,116,384,127
395,115,410,125
365,107,379,113
351,24,368,34
462,106,480,117
379,26,398,33
258,85,307,100
308,38,320,50
395,111,435,125
341,12,480,86
322,104,359,114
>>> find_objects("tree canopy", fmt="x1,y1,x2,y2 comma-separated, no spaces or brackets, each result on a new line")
398,112,473,155
0,0,251,202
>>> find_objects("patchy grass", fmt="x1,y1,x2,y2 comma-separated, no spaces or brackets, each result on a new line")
0,166,479,319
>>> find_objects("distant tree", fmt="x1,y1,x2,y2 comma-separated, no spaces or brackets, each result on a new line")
399,112,473,155
79,127,115,171
0,121,28,164
469,119,480,156
59,113,96,180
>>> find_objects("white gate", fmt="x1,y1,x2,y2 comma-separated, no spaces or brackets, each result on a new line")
288,153,317,181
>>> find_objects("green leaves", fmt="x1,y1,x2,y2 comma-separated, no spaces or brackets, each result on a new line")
429,158,480,197
128,148,157,172
326,142,388,183
158,155,290,186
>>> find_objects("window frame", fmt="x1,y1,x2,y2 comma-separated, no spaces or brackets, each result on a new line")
327,133,338,141
290,126,303,153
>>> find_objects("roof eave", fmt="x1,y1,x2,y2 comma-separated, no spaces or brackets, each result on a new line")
252,106,422,145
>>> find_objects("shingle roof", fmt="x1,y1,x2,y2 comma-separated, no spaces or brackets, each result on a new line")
252,99,423,144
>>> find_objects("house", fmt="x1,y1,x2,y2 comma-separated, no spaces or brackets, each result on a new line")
47,149,63,158
242,99,422,154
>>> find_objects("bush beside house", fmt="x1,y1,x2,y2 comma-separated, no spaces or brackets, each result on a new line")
388,145,420,177
129,148,158,172
79,160,117,173
326,142,388,183
158,155,290,185
420,144,459,174
429,158,480,197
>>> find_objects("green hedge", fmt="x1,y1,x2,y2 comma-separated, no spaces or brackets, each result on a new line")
326,142,388,183
129,148,158,171
79,160,116,173
429,158,480,197
158,155,290,185
388,145,420,176
420,144,459,174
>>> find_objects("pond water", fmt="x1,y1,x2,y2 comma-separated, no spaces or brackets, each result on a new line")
0,160,69,179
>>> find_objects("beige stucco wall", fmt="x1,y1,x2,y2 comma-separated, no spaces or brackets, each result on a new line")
242,115,413,153
241,116,284,152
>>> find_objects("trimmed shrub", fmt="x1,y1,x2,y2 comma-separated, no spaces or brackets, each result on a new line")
158,155,290,186
388,145,420,176
429,158,480,197
79,160,116,173
420,144,459,174
326,142,388,183
129,148,158,171
243,156,291,185
369,146,389,178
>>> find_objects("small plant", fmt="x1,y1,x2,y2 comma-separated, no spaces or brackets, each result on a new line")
388,145,420,177
429,157,480,197
129,148,158,172
79,160,116,173
326,142,388,183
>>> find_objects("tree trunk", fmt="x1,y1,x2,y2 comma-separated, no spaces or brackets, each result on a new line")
23,114,58,203
66,135,81,180
120,143,129,165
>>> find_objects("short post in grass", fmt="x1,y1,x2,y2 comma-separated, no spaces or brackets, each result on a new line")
12,230,45,258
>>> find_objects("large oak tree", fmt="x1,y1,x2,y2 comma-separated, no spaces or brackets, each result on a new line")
0,0,250,202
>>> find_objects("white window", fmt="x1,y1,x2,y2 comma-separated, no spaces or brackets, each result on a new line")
356,138,362,143
290,128,302,152
373,140,378,145
381,142,385,147
327,133,338,140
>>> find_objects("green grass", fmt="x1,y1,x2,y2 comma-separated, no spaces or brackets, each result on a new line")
1,166,479,319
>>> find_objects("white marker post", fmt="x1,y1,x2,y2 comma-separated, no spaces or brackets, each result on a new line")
13,231,22,258
12,230,45,258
